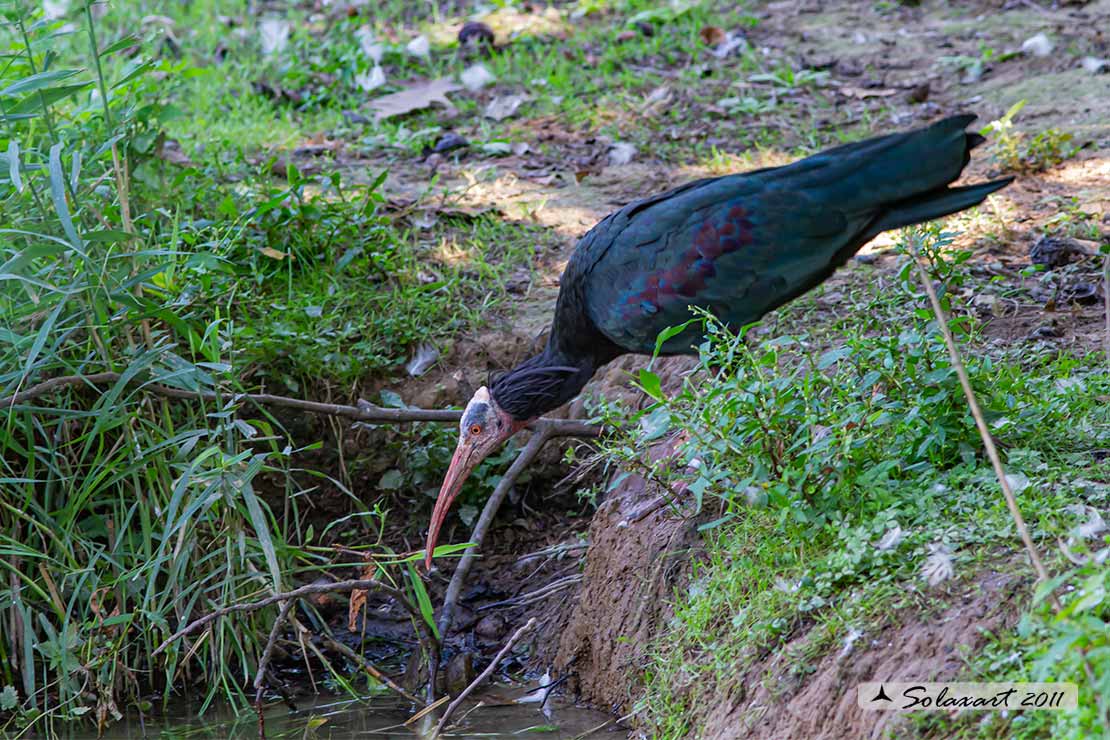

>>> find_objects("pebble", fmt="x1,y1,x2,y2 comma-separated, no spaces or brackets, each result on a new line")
475,614,507,640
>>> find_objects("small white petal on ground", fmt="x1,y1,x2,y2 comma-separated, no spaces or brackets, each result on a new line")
405,343,439,377
874,524,905,552
484,94,528,121
406,35,430,58
1004,472,1031,493
607,142,637,167
460,63,495,91
355,66,386,92
259,17,290,56
1021,33,1054,57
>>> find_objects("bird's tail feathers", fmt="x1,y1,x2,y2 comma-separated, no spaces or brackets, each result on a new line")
868,177,1014,234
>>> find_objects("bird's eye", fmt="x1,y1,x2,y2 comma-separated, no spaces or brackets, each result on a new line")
469,424,482,436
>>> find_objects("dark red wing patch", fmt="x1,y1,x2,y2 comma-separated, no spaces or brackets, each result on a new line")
620,204,755,317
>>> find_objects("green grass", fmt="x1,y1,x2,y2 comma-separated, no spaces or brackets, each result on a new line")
0,0,550,730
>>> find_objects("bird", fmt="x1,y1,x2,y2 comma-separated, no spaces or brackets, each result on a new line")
424,114,1012,567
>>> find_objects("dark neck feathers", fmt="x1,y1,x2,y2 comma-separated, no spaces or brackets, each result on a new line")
489,342,598,421
492,255,624,420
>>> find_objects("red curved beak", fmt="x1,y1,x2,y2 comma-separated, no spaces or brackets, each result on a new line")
424,440,478,569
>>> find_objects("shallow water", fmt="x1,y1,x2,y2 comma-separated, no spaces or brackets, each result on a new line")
58,694,621,739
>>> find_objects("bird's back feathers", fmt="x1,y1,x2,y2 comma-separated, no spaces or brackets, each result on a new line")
557,114,1011,357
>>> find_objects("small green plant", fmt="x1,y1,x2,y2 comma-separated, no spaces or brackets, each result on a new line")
982,100,1078,173
1041,196,1101,240
750,65,829,90
717,95,777,116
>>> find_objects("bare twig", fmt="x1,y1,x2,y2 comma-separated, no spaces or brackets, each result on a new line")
158,577,437,713
320,634,424,706
253,599,295,738
1012,0,1054,16
436,427,554,636
1,371,600,437
514,541,588,565
404,695,449,727
477,575,583,611
152,579,418,656
434,617,538,735
912,257,1058,606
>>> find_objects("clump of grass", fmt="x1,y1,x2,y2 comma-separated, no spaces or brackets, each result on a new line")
0,4,496,732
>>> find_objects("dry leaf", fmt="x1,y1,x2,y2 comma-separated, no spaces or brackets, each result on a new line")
368,78,462,121
348,563,375,632
346,590,365,632
1021,32,1054,57
711,31,747,59
640,85,673,116
484,94,528,121
259,247,291,260
607,141,637,166
1004,472,1031,493
1068,504,1107,540
156,139,195,167
699,26,726,46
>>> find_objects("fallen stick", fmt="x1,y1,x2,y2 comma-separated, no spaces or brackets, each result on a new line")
434,617,538,735
435,427,554,636
320,634,424,706
0,371,601,438
1102,251,1109,368
914,245,1110,728
159,577,435,715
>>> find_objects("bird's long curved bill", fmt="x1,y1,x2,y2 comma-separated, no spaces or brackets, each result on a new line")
424,442,476,569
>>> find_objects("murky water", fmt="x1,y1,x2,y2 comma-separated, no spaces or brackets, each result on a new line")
56,694,622,739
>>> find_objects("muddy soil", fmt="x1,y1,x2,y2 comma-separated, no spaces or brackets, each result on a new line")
701,566,1026,739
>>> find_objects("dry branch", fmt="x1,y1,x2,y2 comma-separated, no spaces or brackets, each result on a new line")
158,577,434,716
434,617,538,735
477,574,583,612
154,578,418,655
1,370,601,437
